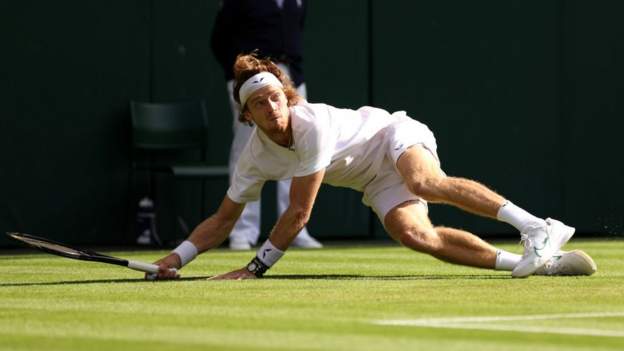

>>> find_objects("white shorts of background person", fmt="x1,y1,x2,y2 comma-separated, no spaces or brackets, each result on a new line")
225,63,321,250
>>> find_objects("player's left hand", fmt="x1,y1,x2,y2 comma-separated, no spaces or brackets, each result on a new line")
208,267,256,280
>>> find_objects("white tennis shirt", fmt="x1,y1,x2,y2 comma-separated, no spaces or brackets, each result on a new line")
227,101,416,204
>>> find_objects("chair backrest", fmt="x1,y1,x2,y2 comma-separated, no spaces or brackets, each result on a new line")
131,100,208,150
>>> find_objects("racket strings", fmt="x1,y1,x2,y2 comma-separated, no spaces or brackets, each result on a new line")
19,237,83,257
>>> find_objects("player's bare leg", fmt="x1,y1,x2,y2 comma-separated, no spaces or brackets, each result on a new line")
384,201,497,269
395,145,505,218
395,145,575,277
383,201,595,275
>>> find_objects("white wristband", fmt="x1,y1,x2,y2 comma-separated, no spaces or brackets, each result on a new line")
172,240,198,267
256,239,285,267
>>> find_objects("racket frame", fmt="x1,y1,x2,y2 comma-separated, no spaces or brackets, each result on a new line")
6,232,161,274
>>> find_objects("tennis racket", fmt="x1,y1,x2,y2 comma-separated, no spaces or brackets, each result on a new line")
6,232,173,276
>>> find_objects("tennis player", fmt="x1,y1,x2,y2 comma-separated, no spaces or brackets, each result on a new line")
151,54,596,280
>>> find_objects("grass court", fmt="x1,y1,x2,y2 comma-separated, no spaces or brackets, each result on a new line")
1,239,623,350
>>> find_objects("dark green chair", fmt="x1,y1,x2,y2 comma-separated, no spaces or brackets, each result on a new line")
130,100,228,239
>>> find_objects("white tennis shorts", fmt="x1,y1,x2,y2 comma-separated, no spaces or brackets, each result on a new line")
362,116,441,225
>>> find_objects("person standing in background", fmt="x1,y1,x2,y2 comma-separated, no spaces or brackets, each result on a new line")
211,0,322,250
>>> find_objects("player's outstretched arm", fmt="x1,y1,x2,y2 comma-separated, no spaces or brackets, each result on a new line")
212,170,325,280
148,195,244,280
187,195,245,251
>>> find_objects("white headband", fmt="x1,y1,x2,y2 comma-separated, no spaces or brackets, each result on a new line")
239,72,284,107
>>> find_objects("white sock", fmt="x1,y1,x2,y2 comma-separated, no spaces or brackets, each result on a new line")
496,201,546,232
495,249,521,271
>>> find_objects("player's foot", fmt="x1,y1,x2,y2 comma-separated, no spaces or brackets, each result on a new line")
229,236,252,250
136,231,152,245
512,218,575,278
534,250,597,276
291,235,323,249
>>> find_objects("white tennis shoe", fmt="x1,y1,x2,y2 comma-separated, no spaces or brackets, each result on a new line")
229,236,252,250
512,218,575,278
534,250,597,276
230,235,322,250
291,235,323,249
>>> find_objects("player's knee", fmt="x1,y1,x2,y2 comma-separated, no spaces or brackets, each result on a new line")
399,227,442,254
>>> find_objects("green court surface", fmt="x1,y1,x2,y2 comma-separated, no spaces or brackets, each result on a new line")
1,239,623,351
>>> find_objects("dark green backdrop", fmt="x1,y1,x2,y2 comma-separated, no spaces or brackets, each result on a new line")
2,0,623,246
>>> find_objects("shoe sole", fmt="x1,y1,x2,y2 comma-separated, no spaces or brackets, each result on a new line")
230,246,252,251
512,219,575,278
229,242,252,251
291,237,323,249
561,250,597,275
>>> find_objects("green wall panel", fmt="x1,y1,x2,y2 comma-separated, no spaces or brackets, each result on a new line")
560,0,624,234
144,0,229,243
2,0,623,247
371,0,562,236
1,1,150,246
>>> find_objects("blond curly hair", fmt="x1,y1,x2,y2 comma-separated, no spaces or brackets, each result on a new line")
233,53,302,123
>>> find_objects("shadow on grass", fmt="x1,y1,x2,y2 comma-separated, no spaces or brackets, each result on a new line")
265,274,510,281
0,273,509,287
0,276,213,287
